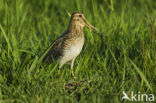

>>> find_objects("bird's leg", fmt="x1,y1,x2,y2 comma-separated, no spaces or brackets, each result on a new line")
71,58,76,80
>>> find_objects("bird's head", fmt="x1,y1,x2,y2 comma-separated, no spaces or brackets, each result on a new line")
68,12,98,32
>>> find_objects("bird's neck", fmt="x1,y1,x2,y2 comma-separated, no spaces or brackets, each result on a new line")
67,23,84,33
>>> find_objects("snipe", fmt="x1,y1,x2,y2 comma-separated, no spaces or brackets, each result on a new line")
43,12,98,80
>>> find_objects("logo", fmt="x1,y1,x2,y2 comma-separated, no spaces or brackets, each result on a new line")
121,91,154,102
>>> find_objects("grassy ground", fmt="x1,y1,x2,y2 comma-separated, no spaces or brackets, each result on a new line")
0,0,156,102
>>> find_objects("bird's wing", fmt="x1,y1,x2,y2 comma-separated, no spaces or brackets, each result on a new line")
43,33,66,62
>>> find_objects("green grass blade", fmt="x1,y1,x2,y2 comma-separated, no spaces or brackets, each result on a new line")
129,58,153,92
27,56,39,80
0,24,12,53
38,42,55,63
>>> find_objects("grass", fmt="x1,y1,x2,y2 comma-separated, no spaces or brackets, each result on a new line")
0,0,156,102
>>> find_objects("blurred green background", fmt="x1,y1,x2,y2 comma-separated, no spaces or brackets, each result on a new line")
0,0,156,102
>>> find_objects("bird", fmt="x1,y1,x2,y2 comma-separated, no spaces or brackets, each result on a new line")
43,12,98,80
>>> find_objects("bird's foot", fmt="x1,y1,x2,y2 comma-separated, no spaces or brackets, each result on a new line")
72,75,76,80
71,69,76,80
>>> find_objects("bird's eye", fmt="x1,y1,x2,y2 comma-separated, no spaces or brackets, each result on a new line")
79,15,82,17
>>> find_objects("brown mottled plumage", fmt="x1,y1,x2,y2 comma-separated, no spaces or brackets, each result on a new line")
43,12,98,80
